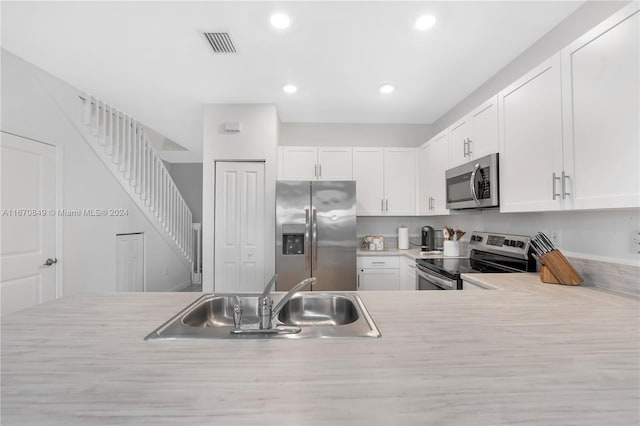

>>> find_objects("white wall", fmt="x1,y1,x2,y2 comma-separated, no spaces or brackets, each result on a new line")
280,123,433,147
432,0,629,133
202,104,279,292
166,163,203,224
1,49,191,294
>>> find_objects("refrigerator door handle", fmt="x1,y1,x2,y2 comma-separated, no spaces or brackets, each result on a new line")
312,208,318,274
305,208,311,271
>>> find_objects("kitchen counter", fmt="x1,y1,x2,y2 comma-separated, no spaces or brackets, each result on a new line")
2,275,638,425
357,247,467,260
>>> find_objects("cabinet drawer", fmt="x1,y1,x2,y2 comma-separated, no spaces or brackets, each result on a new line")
358,256,400,269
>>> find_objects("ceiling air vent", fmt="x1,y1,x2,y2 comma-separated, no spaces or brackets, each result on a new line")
204,32,236,54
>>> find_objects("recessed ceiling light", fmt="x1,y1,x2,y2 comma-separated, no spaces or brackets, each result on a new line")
415,15,436,31
282,84,298,94
379,84,395,94
270,13,291,29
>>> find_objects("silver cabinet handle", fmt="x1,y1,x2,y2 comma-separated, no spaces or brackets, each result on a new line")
357,273,360,288
386,199,389,212
319,164,322,178
314,164,317,177
462,139,467,157
466,138,472,155
372,261,385,264
43,258,58,266
381,199,384,212
552,172,561,200
561,171,570,199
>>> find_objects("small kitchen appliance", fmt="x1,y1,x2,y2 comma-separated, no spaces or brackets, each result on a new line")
421,226,435,251
416,231,536,290
445,153,499,209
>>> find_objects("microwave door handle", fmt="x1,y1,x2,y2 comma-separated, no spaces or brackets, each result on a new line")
469,163,481,206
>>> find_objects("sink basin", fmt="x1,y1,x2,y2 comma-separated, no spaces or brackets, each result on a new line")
277,294,359,326
145,292,380,340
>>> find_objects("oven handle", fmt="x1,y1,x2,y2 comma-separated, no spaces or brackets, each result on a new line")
416,264,455,290
470,162,481,206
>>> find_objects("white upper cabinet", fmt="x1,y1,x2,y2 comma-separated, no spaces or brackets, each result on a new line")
353,147,416,216
352,148,385,215
498,54,565,212
500,3,639,213
418,130,449,216
448,95,499,167
281,146,352,181
561,3,639,210
384,148,416,216
281,147,318,180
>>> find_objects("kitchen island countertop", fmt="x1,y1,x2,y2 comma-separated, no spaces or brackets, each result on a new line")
2,273,638,425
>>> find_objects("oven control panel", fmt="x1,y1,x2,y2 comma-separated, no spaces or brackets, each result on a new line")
469,231,530,258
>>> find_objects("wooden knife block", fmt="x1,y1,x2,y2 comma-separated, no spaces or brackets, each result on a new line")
539,250,584,286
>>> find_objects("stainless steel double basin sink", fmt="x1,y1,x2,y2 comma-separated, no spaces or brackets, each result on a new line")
145,292,381,340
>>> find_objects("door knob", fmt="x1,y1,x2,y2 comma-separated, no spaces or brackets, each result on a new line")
43,258,58,266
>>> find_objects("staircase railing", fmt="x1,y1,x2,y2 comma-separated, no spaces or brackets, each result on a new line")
80,94,193,265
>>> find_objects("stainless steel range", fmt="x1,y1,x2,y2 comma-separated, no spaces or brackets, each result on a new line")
415,231,536,290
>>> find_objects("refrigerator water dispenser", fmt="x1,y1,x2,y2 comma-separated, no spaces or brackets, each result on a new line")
282,224,305,255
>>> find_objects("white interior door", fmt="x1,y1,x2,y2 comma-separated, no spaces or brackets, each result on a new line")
116,233,144,292
1,132,58,316
214,162,265,293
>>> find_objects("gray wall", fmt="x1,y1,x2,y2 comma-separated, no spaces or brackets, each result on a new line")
166,163,203,224
432,0,630,133
280,123,433,147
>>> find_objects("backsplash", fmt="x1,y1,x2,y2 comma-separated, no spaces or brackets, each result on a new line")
567,257,639,298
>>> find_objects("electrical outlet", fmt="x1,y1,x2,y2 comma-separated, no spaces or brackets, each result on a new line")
549,230,561,246
632,231,640,254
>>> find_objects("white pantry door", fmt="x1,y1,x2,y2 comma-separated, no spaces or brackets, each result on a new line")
1,132,58,316
214,162,265,292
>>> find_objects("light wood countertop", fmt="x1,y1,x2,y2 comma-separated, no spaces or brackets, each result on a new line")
2,274,638,425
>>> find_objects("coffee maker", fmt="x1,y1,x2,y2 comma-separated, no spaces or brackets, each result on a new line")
421,226,435,251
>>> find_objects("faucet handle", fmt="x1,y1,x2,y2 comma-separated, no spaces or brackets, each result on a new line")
258,296,273,330
260,274,278,299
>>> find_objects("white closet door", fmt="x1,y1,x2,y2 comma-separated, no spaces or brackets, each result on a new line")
215,162,265,293
116,234,144,292
1,132,58,316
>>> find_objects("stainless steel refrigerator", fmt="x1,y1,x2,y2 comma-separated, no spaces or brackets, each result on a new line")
276,181,356,291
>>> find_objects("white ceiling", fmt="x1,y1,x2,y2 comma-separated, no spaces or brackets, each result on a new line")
1,1,583,160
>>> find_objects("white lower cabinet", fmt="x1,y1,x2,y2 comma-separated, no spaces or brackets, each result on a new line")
400,257,417,290
357,256,400,291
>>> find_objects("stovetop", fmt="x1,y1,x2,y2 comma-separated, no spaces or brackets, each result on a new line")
416,231,536,280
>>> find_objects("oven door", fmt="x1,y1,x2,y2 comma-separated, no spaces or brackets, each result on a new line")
416,264,457,290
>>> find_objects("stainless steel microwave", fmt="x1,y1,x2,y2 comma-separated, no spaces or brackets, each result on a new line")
445,153,499,209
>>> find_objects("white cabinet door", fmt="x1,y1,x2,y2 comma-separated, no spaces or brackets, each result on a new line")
418,131,449,216
499,54,565,212
400,257,417,290
384,148,416,216
357,269,400,291
562,3,640,210
353,148,385,215
425,132,450,215
282,147,318,180
469,95,499,160
448,116,470,167
417,142,430,215
317,147,352,180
